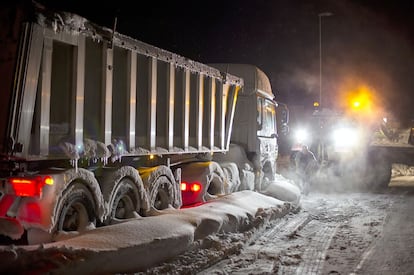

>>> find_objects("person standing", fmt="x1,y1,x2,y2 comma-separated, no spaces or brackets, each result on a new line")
295,145,318,194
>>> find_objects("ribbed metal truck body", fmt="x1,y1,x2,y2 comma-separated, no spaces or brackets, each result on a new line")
0,2,243,244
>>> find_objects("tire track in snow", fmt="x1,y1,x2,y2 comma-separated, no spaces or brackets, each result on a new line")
278,220,338,275
198,211,313,274
199,192,396,275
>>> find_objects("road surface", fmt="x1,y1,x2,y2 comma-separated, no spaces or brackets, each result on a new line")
144,182,414,274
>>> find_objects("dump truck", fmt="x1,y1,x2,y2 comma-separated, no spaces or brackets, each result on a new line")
0,2,289,244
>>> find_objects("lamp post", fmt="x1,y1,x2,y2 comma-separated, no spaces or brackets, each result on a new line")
318,12,333,108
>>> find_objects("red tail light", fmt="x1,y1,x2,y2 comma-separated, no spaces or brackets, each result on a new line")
181,182,202,193
8,176,54,197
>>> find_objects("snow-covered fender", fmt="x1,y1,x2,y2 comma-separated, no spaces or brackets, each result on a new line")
220,162,241,193
0,168,104,241
50,168,105,232
99,166,149,221
180,161,227,205
213,144,255,191
138,165,181,214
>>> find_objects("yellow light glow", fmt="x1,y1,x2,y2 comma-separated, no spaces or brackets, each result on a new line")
339,84,383,124
191,183,201,192
352,101,361,108
44,176,54,185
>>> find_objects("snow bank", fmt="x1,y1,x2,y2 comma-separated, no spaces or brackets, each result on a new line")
0,191,292,274
260,174,302,207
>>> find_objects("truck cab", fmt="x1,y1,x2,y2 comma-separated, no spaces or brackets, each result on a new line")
209,64,280,188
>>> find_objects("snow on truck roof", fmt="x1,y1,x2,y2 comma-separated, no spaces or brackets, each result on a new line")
209,64,274,99
19,1,243,87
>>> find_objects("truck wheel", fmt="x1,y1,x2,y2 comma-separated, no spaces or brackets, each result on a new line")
207,169,225,196
220,162,241,193
57,183,96,232
366,157,392,190
153,184,170,210
140,166,179,213
109,178,140,221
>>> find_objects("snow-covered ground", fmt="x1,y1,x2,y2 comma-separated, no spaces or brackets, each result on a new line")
0,175,301,274
2,164,413,274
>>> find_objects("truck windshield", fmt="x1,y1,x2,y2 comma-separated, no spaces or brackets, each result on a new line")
257,97,277,137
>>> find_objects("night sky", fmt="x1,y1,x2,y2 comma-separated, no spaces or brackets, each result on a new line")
39,0,414,123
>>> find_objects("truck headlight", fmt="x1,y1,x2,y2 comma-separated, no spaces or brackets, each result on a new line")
294,128,309,144
332,127,360,152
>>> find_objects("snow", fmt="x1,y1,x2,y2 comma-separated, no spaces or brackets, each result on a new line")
261,173,301,206
0,178,300,274
1,164,413,274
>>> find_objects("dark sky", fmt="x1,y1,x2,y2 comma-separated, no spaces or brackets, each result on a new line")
39,0,414,122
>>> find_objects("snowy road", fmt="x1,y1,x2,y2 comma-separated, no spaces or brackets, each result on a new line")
145,185,414,274
3,182,414,274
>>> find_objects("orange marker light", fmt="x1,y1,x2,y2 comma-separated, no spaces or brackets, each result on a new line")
44,176,54,185
190,183,201,192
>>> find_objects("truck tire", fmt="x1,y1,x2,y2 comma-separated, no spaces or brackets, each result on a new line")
56,183,96,232
206,165,226,196
153,184,170,210
365,153,392,190
100,166,148,224
140,165,180,213
108,177,141,222
220,162,241,193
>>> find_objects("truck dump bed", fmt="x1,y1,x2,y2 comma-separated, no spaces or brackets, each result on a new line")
0,2,243,166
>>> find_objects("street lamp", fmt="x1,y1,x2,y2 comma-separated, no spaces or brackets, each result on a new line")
318,12,333,108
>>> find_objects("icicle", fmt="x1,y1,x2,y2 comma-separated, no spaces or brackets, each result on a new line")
69,158,78,172
101,157,108,166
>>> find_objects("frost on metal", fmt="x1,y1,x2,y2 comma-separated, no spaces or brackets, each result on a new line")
107,139,127,163
100,166,149,219
139,166,182,211
33,1,106,42
83,139,111,164
31,1,242,86
213,144,255,192
60,139,129,168
59,142,79,169
220,162,241,193
50,168,106,232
